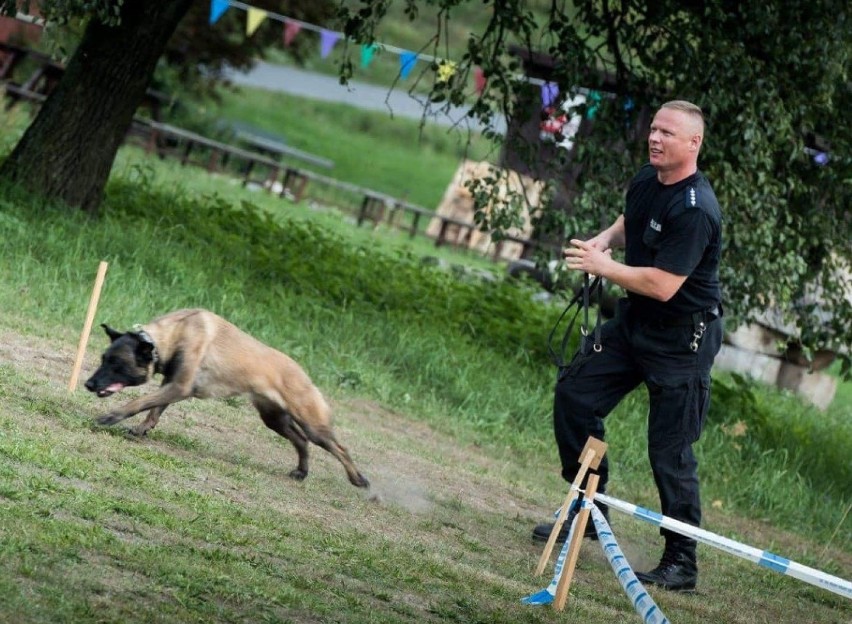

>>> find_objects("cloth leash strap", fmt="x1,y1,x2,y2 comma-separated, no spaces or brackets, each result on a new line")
547,273,603,368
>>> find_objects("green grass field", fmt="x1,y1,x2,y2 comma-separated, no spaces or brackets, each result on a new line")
0,86,849,623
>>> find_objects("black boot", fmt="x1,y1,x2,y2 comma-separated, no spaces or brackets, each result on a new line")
635,542,698,591
532,497,610,543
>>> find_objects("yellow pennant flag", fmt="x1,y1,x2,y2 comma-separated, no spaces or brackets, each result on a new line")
437,60,457,83
246,8,268,36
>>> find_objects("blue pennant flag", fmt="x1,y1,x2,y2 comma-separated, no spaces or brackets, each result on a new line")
209,0,230,25
399,52,418,79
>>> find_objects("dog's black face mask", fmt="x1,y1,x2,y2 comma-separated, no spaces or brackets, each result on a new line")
84,325,155,397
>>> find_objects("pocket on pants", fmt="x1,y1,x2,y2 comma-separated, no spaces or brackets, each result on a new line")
646,374,710,446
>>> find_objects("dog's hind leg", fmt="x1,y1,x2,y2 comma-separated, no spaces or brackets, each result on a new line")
300,424,370,489
253,399,311,481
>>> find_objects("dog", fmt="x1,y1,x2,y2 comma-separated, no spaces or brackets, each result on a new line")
84,308,369,488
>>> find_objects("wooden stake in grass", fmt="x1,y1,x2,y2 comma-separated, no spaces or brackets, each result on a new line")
68,261,109,392
553,472,601,612
535,436,607,576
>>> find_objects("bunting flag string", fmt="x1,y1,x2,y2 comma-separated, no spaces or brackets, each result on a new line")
207,0,603,108
12,0,602,112
212,0,445,64
208,0,463,85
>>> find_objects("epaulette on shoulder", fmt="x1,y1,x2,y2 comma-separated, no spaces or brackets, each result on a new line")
686,185,698,208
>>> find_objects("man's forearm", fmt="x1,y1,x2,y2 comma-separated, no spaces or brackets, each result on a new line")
599,261,686,302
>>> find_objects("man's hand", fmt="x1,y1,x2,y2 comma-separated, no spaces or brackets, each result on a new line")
584,231,612,252
563,239,614,277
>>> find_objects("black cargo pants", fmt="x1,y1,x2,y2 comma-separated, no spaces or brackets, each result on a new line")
553,299,722,546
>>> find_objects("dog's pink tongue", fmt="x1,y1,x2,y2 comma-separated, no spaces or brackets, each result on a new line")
106,383,125,393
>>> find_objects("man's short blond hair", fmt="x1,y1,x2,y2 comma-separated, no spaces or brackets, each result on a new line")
661,100,705,135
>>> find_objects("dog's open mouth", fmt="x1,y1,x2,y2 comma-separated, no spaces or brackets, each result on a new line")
97,383,125,397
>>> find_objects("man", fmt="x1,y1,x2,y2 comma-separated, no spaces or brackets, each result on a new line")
532,100,723,592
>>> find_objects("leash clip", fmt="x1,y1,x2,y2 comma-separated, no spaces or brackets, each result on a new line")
690,321,706,353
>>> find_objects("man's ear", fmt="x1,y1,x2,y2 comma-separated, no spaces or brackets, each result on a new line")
101,324,124,342
690,134,703,152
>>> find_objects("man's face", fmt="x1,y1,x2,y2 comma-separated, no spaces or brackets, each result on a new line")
648,108,701,173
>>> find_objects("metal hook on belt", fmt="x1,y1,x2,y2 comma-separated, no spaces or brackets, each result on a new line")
690,321,706,353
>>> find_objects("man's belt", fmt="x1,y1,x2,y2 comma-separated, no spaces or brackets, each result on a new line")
639,306,722,328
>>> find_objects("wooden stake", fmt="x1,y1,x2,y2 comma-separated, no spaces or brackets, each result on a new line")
553,473,600,611
535,436,607,576
68,261,108,391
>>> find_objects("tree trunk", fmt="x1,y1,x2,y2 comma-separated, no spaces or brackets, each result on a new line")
0,0,194,214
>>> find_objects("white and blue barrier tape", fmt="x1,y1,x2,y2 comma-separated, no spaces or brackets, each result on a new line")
521,498,670,623
520,502,579,606
595,492,852,601
590,504,669,624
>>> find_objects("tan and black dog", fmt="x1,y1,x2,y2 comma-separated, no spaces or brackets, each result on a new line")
85,308,369,488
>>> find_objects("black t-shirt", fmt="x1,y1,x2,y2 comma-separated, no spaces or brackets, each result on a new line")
623,163,722,320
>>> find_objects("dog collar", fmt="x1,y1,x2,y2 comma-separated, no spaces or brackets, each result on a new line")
132,324,160,368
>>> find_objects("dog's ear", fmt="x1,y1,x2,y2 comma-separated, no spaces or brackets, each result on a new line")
101,324,124,342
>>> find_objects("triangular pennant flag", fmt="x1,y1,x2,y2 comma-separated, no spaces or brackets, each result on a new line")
586,90,601,119
320,30,341,59
474,66,486,94
437,60,457,83
283,20,302,47
360,43,378,69
246,8,267,37
541,81,559,109
209,0,230,25
399,52,418,80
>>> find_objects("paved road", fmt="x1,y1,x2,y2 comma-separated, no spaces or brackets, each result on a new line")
223,62,506,134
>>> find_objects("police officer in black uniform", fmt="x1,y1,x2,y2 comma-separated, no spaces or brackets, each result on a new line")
532,100,723,592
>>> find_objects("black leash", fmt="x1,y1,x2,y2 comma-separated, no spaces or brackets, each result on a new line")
547,273,603,368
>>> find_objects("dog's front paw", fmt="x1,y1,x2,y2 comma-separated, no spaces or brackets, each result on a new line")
96,413,124,426
129,424,151,437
